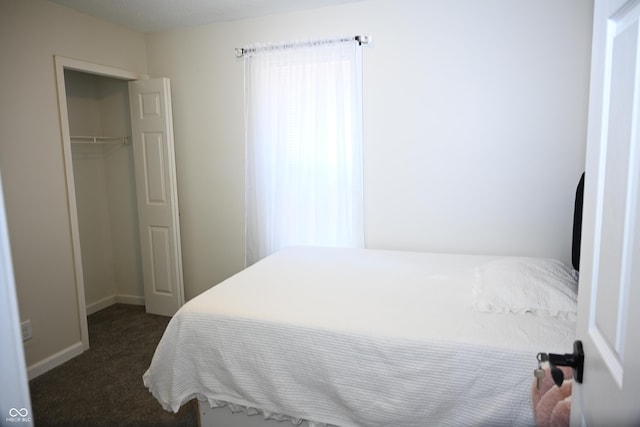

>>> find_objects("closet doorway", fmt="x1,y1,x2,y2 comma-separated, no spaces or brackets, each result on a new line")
54,56,184,351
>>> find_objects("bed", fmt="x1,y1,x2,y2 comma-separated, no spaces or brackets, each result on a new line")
143,246,579,426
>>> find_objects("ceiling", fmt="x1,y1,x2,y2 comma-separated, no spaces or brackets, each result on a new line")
48,0,366,33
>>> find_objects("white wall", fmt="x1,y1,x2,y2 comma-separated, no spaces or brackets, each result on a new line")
146,0,594,298
72,150,116,306
71,143,143,312
0,0,147,373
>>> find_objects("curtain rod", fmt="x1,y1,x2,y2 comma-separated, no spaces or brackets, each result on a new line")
235,35,370,58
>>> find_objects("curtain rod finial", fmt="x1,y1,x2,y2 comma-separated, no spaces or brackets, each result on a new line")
235,48,244,58
355,35,371,45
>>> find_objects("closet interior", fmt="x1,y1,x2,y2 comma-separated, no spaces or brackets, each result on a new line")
65,70,144,314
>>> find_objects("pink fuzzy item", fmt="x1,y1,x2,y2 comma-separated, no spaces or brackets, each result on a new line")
531,365,574,410
535,380,572,427
550,396,571,427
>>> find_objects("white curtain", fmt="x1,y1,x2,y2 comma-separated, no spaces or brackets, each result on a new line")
244,39,364,265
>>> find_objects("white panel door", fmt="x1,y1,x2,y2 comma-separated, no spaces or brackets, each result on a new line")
0,172,33,426
571,0,640,424
129,78,185,316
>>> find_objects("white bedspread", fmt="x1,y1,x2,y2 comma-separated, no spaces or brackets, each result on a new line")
143,247,576,426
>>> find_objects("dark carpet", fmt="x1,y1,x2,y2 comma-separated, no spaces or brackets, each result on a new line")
28,304,198,427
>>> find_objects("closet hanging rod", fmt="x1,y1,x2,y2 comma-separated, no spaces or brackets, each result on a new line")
70,136,128,144
235,35,371,58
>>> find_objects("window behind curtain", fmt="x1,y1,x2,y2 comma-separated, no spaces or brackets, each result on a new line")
244,40,364,265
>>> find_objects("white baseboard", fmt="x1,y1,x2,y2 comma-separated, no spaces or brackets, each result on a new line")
86,295,116,315
86,294,145,315
27,341,84,380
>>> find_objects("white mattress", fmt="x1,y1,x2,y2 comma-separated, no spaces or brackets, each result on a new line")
143,247,576,426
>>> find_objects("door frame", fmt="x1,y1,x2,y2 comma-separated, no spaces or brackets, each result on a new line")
54,56,148,351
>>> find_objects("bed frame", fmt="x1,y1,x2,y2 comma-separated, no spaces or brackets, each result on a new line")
198,402,312,427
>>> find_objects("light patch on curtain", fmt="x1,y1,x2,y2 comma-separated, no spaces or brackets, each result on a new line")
244,40,364,265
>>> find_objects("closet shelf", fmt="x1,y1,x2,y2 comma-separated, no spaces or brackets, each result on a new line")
71,136,128,144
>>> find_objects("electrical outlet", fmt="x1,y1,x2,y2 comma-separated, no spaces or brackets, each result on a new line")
21,320,32,341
